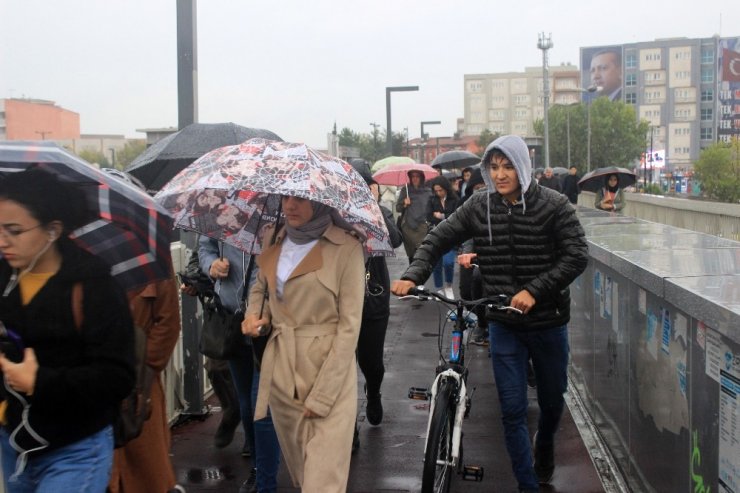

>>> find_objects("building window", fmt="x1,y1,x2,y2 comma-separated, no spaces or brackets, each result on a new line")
701,48,714,64
701,89,713,102
626,73,637,87
700,108,713,121
701,68,713,83
625,53,637,69
700,127,713,140
626,93,637,104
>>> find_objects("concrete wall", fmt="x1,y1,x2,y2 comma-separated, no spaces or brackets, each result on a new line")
579,191,740,241
569,209,739,492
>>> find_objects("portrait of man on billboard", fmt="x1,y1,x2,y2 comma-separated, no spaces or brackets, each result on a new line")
581,46,623,102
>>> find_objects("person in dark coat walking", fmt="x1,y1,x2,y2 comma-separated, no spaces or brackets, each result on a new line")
537,167,562,193
349,159,403,437
392,135,588,492
560,166,580,204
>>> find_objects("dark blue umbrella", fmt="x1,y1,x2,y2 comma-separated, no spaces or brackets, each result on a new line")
578,166,637,193
0,141,174,292
125,122,282,191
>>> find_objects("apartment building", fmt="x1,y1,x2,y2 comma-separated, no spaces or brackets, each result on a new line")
0,98,80,141
463,64,580,139
581,36,734,171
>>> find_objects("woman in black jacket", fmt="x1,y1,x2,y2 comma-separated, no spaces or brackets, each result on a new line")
426,176,460,299
0,168,134,492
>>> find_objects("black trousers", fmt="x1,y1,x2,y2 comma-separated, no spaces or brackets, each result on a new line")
357,312,389,396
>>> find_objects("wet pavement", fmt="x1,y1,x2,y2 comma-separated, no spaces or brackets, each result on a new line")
170,256,605,492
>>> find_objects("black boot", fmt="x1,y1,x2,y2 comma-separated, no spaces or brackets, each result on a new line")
208,368,241,449
365,383,383,426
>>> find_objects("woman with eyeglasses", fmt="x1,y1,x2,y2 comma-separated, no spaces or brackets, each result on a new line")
0,168,134,492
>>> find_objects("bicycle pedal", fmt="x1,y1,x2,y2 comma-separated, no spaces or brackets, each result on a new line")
461,465,484,481
408,387,429,400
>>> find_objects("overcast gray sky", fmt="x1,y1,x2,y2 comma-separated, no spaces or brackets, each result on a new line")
2,0,738,149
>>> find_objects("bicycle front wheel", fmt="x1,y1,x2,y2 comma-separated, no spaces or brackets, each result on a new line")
421,378,455,493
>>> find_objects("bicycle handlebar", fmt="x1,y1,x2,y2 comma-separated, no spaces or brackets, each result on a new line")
401,286,523,315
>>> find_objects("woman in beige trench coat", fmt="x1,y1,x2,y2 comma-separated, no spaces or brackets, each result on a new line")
243,196,365,493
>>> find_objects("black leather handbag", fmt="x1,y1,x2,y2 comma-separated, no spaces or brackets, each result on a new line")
199,295,246,360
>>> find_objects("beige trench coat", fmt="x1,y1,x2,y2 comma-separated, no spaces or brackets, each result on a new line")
247,224,365,493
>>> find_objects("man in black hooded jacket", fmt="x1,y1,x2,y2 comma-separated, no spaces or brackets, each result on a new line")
392,135,588,492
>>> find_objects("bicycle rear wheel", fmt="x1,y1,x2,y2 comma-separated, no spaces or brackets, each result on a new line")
421,378,455,493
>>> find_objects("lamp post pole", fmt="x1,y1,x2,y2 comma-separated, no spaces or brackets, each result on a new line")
420,120,441,163
108,148,116,168
585,85,600,173
385,86,419,155
538,32,553,169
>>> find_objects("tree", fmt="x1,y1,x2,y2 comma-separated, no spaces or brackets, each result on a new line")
693,138,740,203
77,149,110,168
477,129,497,155
115,140,147,170
535,99,648,175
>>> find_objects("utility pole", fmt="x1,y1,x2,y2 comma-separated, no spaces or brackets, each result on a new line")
538,32,553,169
35,130,51,140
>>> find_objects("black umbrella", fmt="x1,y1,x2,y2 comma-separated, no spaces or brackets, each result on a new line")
578,166,637,193
430,150,481,170
125,122,282,191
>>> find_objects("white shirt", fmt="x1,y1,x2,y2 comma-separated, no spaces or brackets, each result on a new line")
276,237,318,299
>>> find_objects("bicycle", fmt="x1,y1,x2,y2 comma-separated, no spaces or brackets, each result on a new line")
401,285,522,493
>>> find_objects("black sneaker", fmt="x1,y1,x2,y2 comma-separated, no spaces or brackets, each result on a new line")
364,383,383,426
533,432,554,484
238,468,257,493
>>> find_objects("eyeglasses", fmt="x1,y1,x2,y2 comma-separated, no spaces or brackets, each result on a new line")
0,223,43,241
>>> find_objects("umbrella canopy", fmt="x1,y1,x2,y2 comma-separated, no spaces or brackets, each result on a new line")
551,166,569,176
370,155,415,173
578,166,637,193
125,122,282,191
154,139,394,257
430,150,480,170
372,163,438,187
0,141,174,292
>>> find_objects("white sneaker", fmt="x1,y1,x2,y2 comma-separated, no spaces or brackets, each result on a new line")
444,287,455,299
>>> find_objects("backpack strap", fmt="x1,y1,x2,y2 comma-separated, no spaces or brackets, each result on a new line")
71,282,84,331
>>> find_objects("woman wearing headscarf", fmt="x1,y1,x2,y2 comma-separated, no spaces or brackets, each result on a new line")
594,174,625,212
0,168,134,492
395,170,432,262
242,196,365,493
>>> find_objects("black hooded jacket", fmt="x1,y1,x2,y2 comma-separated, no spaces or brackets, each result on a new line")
402,181,588,330
0,239,135,455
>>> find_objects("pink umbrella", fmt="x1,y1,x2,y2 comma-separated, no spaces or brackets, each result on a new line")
372,162,438,187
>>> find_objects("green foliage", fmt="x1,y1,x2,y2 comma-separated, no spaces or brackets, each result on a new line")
541,99,648,176
642,183,664,195
693,139,740,203
77,149,110,168
115,140,147,170
477,129,496,154
338,126,396,163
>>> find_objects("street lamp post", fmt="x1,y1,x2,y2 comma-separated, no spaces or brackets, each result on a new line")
385,86,419,155
420,120,441,163
585,85,600,173
538,32,553,169
108,148,116,168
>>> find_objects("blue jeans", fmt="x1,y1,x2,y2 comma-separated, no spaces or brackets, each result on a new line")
432,249,456,288
1,426,113,493
489,322,569,491
251,368,281,493
229,340,255,454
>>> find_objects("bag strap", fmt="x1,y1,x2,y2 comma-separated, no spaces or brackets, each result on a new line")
71,282,84,331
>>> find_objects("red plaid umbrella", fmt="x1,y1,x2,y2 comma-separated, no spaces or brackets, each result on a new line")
0,141,174,292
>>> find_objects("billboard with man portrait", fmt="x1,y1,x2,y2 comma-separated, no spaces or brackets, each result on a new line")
718,37,740,143
580,45,624,103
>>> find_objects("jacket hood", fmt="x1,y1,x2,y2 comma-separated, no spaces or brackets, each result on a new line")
480,135,532,195
407,170,426,186
479,135,534,244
